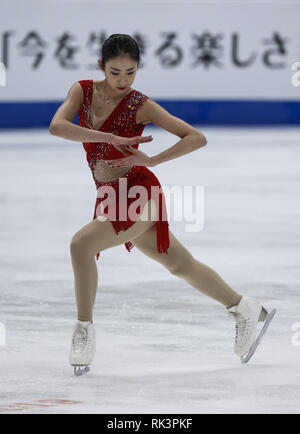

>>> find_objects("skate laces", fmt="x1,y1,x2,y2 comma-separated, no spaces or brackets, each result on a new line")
229,311,251,346
72,324,90,354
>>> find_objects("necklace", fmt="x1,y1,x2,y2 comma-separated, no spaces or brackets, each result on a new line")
98,91,119,109
101,82,120,106
97,82,129,110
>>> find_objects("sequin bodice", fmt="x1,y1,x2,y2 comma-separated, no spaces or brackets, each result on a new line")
77,79,150,184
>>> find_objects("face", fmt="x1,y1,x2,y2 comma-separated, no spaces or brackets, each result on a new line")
98,55,138,94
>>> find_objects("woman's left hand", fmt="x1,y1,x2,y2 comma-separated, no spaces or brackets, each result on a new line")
107,145,154,168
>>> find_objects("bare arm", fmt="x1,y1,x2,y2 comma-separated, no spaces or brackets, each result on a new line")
48,82,114,143
48,83,153,150
50,119,114,143
138,99,207,167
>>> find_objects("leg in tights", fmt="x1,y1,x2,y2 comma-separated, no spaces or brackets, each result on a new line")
70,199,158,322
70,199,242,322
133,224,242,308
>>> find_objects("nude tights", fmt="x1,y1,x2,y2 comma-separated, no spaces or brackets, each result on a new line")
70,200,242,322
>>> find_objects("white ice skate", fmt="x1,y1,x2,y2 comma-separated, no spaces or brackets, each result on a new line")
227,296,276,364
70,320,96,376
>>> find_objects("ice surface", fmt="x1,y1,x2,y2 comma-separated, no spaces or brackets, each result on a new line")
0,126,299,414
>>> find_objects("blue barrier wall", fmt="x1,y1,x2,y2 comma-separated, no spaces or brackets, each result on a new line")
1,100,299,128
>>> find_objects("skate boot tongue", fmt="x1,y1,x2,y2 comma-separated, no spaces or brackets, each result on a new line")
227,296,252,317
77,320,92,327
227,305,238,314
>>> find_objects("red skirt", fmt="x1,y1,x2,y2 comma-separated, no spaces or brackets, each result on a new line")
92,165,170,260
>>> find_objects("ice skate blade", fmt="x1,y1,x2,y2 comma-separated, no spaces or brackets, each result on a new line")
241,308,276,364
73,365,90,377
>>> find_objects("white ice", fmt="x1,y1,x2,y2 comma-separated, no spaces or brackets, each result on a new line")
0,126,299,414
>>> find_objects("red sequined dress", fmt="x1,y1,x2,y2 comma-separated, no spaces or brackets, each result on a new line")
77,79,170,260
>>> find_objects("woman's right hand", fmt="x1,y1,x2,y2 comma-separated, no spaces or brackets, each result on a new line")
109,134,153,157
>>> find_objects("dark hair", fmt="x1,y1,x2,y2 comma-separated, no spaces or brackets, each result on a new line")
101,34,140,69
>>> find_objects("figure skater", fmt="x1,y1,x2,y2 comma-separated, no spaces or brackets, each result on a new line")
49,34,276,376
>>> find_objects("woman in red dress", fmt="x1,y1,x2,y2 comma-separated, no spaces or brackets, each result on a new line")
49,34,276,376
